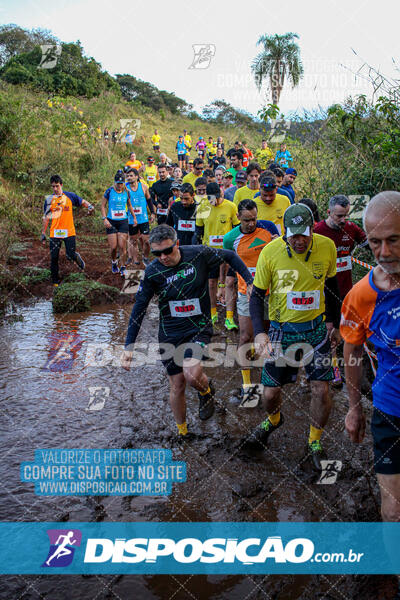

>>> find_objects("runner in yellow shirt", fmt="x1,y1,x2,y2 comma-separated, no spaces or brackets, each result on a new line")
233,163,262,206
143,156,158,188
253,175,291,235
182,157,204,188
254,140,273,169
151,129,161,153
244,204,342,471
195,182,239,325
183,129,192,168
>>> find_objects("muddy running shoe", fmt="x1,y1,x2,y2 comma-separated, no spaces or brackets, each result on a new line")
211,313,218,325
111,260,119,274
198,381,215,420
225,317,238,331
242,414,284,450
75,252,85,270
120,266,126,278
306,440,327,471
331,366,343,389
175,431,196,445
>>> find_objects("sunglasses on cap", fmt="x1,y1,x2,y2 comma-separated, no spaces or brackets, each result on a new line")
151,242,176,257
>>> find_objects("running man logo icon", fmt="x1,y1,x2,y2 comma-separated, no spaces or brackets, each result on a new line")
276,269,298,293
317,460,343,485
38,45,62,69
42,529,82,567
188,44,216,69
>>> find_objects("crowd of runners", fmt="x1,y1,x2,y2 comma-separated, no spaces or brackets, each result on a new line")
41,130,400,527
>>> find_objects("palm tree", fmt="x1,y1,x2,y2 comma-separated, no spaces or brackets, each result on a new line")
252,32,303,107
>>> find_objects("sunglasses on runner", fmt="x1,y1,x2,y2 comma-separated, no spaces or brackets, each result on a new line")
151,242,176,257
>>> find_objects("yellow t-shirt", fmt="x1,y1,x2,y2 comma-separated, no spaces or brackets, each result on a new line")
254,234,337,323
143,165,158,187
253,194,291,235
254,147,273,169
196,199,240,248
233,186,259,207
152,134,160,146
184,134,192,149
182,171,202,189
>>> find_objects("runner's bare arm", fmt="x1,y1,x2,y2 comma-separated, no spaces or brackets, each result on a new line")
101,196,112,228
343,341,366,443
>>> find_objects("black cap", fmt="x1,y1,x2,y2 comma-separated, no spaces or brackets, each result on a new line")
206,182,221,198
114,172,125,183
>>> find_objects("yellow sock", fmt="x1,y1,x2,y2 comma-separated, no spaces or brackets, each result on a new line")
242,369,251,385
268,412,280,426
211,307,217,317
226,310,234,320
332,355,338,367
177,422,188,436
309,425,323,444
200,386,211,396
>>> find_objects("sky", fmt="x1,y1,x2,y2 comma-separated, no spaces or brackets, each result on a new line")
1,0,400,117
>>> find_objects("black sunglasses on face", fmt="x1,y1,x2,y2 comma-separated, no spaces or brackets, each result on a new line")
152,242,176,257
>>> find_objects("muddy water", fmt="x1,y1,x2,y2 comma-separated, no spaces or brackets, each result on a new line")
0,300,394,599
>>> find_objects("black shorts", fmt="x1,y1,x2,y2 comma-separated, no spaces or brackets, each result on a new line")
153,145,160,151
371,408,400,474
160,332,211,376
261,319,333,387
129,222,150,236
177,154,186,161
226,268,237,279
106,218,129,234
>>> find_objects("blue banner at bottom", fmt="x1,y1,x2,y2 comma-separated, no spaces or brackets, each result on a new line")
0,522,399,574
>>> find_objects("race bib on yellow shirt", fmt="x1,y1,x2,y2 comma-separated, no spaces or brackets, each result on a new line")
209,235,224,246
169,298,201,317
53,229,68,238
336,256,352,272
287,290,320,311
147,175,156,181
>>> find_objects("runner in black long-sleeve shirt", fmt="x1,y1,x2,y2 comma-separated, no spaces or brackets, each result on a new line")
121,224,253,441
150,165,173,224
166,183,198,245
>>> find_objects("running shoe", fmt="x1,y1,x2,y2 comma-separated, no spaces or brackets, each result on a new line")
75,252,85,270
120,266,126,278
126,257,132,266
198,381,215,420
225,317,238,331
306,440,327,471
331,366,343,389
211,313,218,325
242,414,284,450
175,431,196,445
111,261,119,274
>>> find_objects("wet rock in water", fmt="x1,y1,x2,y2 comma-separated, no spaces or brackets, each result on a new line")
52,273,120,312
